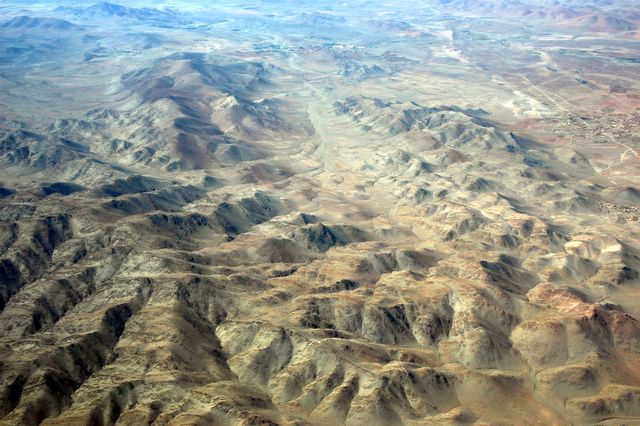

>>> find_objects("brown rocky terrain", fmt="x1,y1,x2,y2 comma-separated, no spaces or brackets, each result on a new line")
0,0,639,425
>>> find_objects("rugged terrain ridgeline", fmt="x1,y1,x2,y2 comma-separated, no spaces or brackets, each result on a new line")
1,0,640,425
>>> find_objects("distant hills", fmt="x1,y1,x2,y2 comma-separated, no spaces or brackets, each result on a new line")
0,2,186,32
0,16,80,31
435,0,639,32
55,2,180,23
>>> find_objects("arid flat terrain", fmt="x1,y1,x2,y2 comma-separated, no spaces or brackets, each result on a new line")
1,1,639,425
